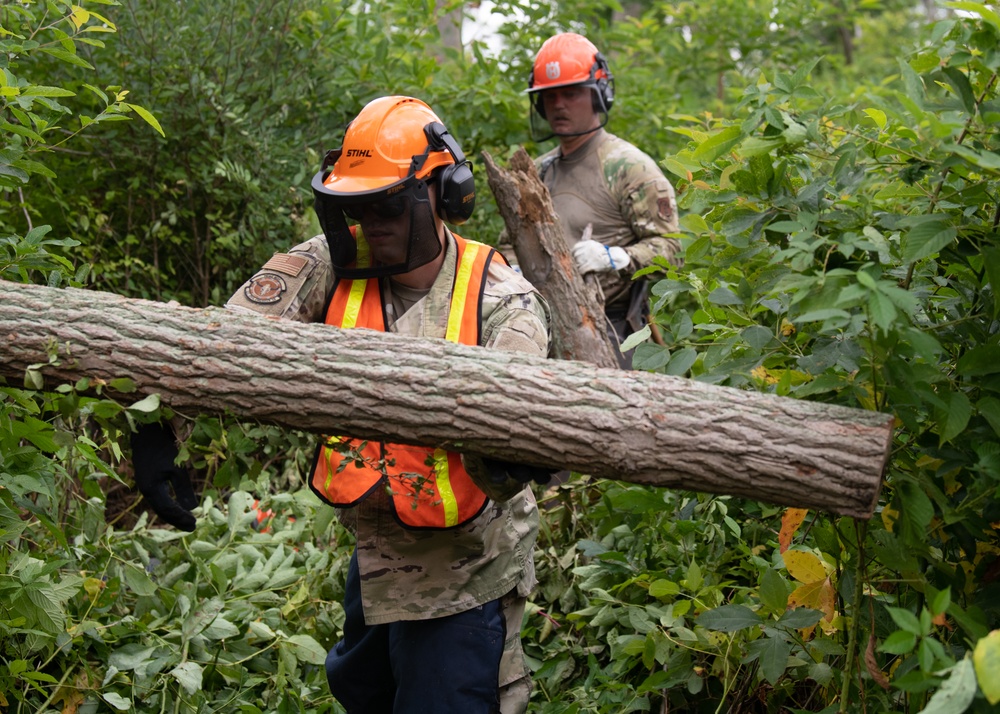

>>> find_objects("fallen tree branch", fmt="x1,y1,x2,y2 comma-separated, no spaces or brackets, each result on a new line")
0,280,892,517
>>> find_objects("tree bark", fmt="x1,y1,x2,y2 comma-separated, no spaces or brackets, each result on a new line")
482,148,621,368
0,280,892,518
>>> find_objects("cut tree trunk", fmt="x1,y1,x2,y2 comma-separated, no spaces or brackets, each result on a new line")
482,148,620,368
0,280,892,518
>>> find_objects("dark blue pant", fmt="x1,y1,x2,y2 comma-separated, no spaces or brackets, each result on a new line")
325,551,505,714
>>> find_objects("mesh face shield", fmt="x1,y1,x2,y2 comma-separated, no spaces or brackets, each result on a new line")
312,169,441,280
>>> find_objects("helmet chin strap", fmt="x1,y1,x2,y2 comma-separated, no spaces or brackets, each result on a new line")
529,107,608,144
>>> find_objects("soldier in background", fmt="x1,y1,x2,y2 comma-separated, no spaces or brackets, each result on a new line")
527,32,682,368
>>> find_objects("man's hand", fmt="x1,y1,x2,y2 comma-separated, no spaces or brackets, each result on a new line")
482,457,554,486
572,239,631,274
130,422,198,532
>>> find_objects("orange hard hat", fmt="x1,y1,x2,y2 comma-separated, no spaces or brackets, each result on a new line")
527,33,610,94
320,96,457,196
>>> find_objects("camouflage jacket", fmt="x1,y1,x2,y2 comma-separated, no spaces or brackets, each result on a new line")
227,231,550,624
536,129,681,312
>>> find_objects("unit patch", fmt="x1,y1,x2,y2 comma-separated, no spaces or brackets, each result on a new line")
657,197,674,222
245,272,287,304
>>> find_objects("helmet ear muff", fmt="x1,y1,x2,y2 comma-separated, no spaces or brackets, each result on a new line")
593,52,615,113
424,121,476,225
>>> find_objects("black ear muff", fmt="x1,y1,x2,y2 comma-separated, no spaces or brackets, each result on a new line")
424,121,476,225
592,52,615,113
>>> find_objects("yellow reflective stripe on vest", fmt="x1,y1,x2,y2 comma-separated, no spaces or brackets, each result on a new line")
432,448,459,527
445,242,481,343
342,280,368,329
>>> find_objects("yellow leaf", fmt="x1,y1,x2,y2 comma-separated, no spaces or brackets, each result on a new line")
973,630,1000,705
783,550,827,583
788,578,837,629
779,508,808,554
69,5,90,29
881,505,899,533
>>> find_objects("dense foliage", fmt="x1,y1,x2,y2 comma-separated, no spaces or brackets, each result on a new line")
3,0,1000,712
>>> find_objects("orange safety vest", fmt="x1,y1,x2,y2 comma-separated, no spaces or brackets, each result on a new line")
309,232,496,529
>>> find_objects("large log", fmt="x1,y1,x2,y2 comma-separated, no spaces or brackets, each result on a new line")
0,280,892,518
482,148,620,368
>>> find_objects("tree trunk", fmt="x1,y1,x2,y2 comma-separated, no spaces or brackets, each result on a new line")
482,148,620,368
0,280,892,518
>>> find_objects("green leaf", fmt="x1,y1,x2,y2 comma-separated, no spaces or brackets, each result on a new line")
649,579,680,598
284,634,328,665
936,390,972,444
957,345,1000,377
620,324,651,352
707,287,742,306
977,397,1000,437
21,86,76,98
903,221,956,263
880,630,918,654
738,137,785,158
898,479,935,532
917,656,977,714
102,693,131,711
973,630,1000,705
692,125,742,163
127,393,160,413
777,607,823,629
868,291,897,332
983,246,1000,318
887,606,923,635
940,67,976,114
124,102,165,137
38,47,95,69
696,604,763,632
759,568,787,613
122,563,157,597
949,143,1000,171
170,662,203,696
898,57,926,108
864,108,887,130
744,636,791,684
664,347,697,376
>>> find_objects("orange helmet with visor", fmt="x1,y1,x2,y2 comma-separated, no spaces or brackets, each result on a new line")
311,96,475,278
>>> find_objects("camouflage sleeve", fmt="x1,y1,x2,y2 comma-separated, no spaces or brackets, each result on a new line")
225,235,334,323
463,257,552,502
608,145,683,272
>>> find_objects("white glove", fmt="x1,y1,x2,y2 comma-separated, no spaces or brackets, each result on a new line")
572,239,631,274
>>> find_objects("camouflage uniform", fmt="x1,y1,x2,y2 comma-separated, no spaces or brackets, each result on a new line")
227,230,550,712
536,128,680,318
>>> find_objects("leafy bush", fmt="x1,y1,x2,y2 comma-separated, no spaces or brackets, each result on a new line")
5,1,1000,713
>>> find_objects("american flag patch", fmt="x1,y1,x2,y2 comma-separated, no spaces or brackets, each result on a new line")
263,253,309,277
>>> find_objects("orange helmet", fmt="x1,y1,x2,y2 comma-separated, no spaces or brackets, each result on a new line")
526,33,614,140
312,96,475,278
319,96,458,194
527,33,611,94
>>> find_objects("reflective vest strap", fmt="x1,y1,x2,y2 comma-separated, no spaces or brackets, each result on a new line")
327,277,383,330
432,448,459,527
446,235,493,345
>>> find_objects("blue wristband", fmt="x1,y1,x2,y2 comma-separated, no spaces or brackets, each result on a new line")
604,244,614,268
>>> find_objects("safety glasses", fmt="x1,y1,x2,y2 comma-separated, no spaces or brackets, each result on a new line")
342,194,408,221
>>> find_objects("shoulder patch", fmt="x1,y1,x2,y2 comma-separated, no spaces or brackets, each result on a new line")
262,253,309,277
657,197,674,222
245,272,287,304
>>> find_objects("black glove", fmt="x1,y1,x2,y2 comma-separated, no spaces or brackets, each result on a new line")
130,422,198,532
483,457,553,486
